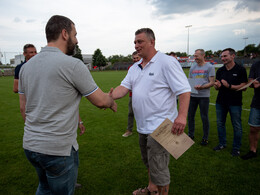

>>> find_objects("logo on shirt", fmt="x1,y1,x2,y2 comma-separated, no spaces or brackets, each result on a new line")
149,72,154,76
233,74,237,76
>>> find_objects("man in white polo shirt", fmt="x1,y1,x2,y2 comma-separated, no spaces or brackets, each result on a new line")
111,28,191,195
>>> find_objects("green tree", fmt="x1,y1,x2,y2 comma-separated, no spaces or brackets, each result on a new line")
107,54,132,65
92,49,107,70
73,45,83,61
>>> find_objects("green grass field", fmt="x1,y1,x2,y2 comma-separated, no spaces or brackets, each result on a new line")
0,69,259,195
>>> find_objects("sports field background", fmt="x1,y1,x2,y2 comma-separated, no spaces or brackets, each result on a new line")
0,69,259,195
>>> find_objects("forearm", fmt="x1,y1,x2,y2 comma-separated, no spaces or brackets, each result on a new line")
19,94,26,122
86,88,114,109
177,92,191,118
13,79,18,93
111,85,129,100
230,82,246,90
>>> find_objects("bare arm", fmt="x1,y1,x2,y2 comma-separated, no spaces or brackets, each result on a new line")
13,79,19,93
78,114,85,136
19,94,26,122
110,85,129,100
172,92,190,135
221,79,247,90
195,76,215,90
86,88,117,112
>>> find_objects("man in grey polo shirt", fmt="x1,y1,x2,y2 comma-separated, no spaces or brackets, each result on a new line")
111,28,191,195
19,15,117,195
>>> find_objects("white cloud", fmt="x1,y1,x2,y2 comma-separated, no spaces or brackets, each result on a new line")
233,29,246,36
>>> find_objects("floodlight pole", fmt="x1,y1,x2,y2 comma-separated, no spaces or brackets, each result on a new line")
243,37,248,56
185,25,192,56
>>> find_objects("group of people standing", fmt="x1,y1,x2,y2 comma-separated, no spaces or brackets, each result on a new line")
14,14,259,195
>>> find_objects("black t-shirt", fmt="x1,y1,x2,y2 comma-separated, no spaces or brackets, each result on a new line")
216,63,248,106
14,61,26,79
249,61,260,109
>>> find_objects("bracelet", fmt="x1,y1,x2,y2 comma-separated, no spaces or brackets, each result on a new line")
79,121,83,125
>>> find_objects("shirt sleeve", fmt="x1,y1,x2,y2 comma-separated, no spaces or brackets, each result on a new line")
71,61,98,96
209,64,215,77
163,58,191,96
120,67,133,90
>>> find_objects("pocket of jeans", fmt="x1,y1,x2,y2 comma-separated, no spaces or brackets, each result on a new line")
42,155,67,177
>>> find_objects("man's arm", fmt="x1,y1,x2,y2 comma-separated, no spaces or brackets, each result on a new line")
172,92,190,135
110,85,129,100
78,114,85,136
13,79,19,93
221,79,247,90
19,94,26,122
86,88,117,112
195,76,215,90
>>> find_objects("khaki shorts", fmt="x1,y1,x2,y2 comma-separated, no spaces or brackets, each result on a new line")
139,133,170,186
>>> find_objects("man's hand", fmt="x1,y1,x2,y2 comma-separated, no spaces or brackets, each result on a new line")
171,115,186,135
221,79,229,88
78,123,86,136
194,85,203,90
214,79,221,89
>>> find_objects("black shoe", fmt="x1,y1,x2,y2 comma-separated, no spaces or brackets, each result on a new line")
231,149,240,157
200,139,208,146
213,145,226,151
241,151,257,160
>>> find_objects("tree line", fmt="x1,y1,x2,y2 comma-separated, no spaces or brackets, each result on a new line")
73,43,260,70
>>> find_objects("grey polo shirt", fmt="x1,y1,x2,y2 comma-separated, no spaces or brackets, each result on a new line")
19,46,98,156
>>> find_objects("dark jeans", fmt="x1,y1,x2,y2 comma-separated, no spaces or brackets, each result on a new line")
24,147,79,195
188,96,210,140
216,103,243,151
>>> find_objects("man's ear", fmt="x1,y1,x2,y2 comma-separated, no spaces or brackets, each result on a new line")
61,29,69,41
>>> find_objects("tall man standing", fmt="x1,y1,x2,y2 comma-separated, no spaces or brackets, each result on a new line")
241,61,260,160
213,48,247,156
13,44,37,93
188,49,215,145
111,28,191,195
19,15,117,194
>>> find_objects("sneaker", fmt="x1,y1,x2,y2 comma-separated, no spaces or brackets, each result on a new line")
200,139,208,146
122,130,132,137
231,150,240,157
241,151,257,160
213,145,226,151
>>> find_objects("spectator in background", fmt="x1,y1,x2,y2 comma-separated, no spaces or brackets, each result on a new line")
13,44,37,93
188,49,215,145
213,48,247,156
241,61,260,160
169,51,177,59
122,51,141,137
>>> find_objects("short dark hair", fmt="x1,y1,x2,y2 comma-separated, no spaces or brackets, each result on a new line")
23,44,35,52
222,48,236,56
135,28,155,41
45,15,74,42
132,51,138,56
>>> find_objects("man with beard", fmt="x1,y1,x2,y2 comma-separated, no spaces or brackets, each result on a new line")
19,15,117,194
213,48,247,156
188,49,215,145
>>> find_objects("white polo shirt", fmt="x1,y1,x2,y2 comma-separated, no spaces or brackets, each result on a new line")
121,51,191,134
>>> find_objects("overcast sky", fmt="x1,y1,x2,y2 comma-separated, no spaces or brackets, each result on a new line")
0,0,260,62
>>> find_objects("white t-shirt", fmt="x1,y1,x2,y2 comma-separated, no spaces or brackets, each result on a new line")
121,51,191,134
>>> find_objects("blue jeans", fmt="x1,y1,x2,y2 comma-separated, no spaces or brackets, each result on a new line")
188,97,210,140
216,103,243,151
24,147,79,195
